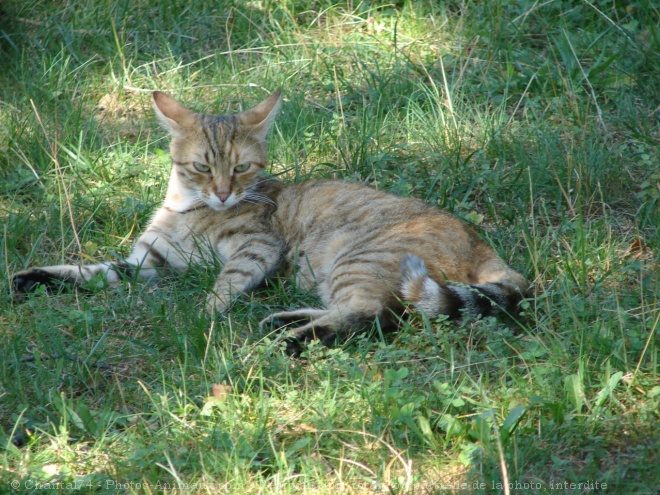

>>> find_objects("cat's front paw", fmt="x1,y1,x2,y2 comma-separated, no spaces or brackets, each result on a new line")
205,293,231,315
12,268,63,299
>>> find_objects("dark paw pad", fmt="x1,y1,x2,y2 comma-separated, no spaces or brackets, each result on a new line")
12,269,66,298
283,337,305,357
282,329,338,357
286,326,337,346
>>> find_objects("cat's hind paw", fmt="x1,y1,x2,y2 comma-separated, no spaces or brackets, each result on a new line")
259,308,340,353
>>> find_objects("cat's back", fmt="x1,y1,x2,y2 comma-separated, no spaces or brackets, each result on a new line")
274,180,484,285
276,179,461,234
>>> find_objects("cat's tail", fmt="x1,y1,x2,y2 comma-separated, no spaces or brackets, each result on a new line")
399,254,524,319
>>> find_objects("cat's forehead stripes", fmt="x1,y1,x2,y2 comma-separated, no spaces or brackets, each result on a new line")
200,117,223,162
200,123,219,161
198,114,239,164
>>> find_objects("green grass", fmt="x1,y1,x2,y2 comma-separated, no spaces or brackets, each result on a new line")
1,0,659,493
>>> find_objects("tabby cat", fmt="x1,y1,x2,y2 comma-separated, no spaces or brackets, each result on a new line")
12,90,529,345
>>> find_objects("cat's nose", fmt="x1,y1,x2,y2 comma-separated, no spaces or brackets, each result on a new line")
216,192,231,202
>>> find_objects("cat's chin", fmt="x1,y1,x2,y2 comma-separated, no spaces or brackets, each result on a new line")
208,204,233,211
206,197,240,211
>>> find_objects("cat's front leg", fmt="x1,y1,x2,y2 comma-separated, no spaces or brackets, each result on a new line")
12,229,192,298
206,237,283,314
206,257,280,314
12,263,118,298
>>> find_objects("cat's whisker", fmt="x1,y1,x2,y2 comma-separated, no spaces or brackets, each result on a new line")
236,137,263,156
244,193,277,206
250,178,272,189
261,198,277,207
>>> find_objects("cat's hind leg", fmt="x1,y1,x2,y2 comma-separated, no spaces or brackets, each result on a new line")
260,300,391,349
259,308,330,333
260,308,348,350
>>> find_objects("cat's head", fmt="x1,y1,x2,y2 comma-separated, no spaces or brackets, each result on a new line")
153,90,281,210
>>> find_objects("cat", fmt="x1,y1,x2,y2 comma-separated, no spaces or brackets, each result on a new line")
12,89,529,346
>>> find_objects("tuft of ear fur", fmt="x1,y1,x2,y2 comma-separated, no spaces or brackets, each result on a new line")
239,89,282,140
152,91,196,136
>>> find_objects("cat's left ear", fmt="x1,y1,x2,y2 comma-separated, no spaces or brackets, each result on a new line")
239,89,282,140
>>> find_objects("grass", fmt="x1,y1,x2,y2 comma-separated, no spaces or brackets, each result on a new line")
1,0,659,493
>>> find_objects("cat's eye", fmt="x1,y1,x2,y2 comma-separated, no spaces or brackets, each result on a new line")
193,162,211,173
234,163,251,173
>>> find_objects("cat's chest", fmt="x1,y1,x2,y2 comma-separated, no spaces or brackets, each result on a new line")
152,205,275,263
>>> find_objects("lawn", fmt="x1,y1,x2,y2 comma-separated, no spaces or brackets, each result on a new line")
0,1,658,494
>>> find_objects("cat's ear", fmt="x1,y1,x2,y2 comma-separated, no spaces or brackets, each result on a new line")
152,91,196,135
239,89,282,139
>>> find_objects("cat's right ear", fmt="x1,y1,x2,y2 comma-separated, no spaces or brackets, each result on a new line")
152,91,195,136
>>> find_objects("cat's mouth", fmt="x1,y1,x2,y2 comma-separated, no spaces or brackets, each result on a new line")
206,192,240,210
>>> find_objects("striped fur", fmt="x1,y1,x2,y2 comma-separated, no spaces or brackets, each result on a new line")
12,90,529,345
